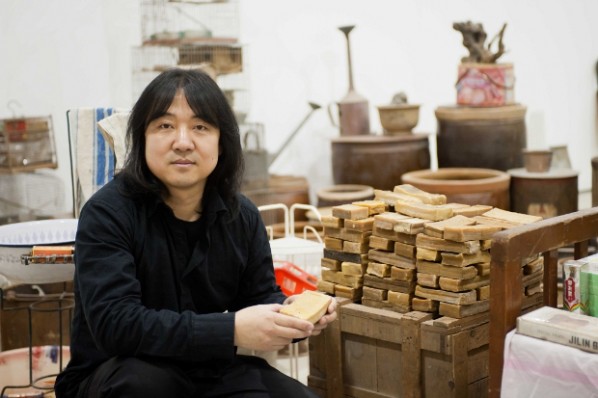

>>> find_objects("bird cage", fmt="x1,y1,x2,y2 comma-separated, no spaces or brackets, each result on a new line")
132,0,249,120
0,116,57,172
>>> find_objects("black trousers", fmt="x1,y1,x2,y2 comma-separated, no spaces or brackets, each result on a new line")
77,355,318,398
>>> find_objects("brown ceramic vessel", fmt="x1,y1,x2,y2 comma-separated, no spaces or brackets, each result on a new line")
401,167,511,209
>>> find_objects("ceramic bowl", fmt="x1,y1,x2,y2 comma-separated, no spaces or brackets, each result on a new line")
377,104,420,133
523,149,552,172
0,345,70,397
0,219,77,288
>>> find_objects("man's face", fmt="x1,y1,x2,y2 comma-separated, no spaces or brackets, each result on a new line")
145,90,220,197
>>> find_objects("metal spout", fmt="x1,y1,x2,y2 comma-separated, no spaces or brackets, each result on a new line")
338,25,356,91
268,102,322,167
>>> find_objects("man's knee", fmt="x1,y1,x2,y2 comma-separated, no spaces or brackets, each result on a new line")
88,357,192,398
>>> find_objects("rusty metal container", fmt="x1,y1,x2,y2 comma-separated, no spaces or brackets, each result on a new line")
508,168,578,218
435,105,527,171
331,134,430,191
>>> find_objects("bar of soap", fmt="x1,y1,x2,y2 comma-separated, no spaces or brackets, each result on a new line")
31,246,74,256
280,291,332,324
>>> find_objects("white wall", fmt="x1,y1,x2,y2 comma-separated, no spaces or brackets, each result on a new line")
1,0,597,214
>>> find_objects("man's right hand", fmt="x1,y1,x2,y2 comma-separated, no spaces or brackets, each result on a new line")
234,304,314,351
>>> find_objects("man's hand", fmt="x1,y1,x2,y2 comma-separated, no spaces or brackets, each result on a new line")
234,304,314,351
283,294,338,336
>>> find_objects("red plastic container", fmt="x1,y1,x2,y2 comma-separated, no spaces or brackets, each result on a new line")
274,261,317,296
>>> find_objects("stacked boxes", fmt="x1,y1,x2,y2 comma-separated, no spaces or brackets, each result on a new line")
413,207,543,318
317,201,386,302
318,184,545,318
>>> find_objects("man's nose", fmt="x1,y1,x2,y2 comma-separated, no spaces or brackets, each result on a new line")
173,127,194,150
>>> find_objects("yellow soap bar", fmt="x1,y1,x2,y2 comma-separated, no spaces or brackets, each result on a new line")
280,291,332,324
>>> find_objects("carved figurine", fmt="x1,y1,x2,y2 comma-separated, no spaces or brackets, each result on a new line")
453,21,507,64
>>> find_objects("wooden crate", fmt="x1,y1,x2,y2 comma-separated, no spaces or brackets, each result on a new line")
419,291,543,398
420,313,490,398
308,299,432,398
308,293,544,397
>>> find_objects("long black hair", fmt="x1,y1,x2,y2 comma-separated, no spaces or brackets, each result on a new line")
119,68,244,215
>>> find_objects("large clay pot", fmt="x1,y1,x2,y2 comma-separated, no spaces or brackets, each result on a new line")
401,167,511,209
435,105,527,171
331,134,430,191
317,184,375,207
509,168,578,218
242,175,310,225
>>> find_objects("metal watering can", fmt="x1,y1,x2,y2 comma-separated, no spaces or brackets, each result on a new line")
242,102,321,187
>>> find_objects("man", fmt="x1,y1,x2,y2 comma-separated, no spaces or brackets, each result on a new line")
55,68,336,397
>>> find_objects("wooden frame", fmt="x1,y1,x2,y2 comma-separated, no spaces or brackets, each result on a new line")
488,207,598,397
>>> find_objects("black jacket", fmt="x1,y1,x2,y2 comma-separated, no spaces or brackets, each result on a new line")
55,176,285,398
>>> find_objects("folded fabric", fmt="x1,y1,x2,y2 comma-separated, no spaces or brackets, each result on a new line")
67,108,128,217
97,111,129,172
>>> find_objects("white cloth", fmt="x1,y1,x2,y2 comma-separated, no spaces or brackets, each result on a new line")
97,111,129,172
501,330,598,397
67,108,128,217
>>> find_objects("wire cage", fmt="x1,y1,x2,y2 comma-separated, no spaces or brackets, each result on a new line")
0,116,57,172
132,0,249,121
140,0,240,42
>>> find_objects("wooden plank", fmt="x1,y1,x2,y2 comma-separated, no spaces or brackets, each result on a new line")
343,240,370,254
439,300,490,318
412,297,438,313
344,217,375,232
424,215,476,238
373,211,411,230
390,266,415,282
364,274,416,294
341,261,367,276
363,286,388,301
439,275,490,292
332,204,370,220
372,225,417,245
341,304,405,344
395,241,417,259
441,250,491,267
324,236,344,251
369,235,395,251
324,248,368,264
401,311,433,398
367,262,392,278
369,249,416,269
325,298,346,398
443,224,502,242
395,201,454,221
416,259,478,280
415,285,477,305
416,233,480,254
352,200,388,216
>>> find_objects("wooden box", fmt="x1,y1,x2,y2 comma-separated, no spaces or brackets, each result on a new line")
420,314,490,398
308,299,432,398
309,294,544,397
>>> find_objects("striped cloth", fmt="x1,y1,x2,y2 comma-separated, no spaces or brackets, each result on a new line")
67,108,127,217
